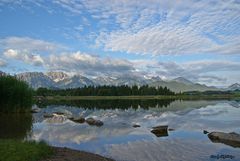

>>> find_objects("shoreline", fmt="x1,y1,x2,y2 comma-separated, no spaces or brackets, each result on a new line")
41,146,114,161
37,95,240,100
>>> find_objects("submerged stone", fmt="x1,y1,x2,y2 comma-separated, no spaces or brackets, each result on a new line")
86,118,96,125
45,114,67,124
95,120,104,127
133,124,141,128
208,132,240,148
151,125,168,137
86,118,104,126
43,113,54,118
70,117,85,124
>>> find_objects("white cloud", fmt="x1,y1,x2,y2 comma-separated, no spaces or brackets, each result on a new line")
133,59,240,85
98,24,214,55
4,49,44,66
0,37,66,53
3,1,240,55
0,58,6,67
46,51,135,76
88,0,240,55
3,47,239,85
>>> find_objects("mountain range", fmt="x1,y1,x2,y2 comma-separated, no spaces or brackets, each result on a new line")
1,71,239,92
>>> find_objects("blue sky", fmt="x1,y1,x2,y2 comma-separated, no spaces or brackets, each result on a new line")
0,0,240,86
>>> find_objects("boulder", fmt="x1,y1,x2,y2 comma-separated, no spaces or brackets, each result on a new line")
133,124,141,128
54,112,65,115
45,114,67,124
86,118,104,126
53,109,73,119
70,117,85,124
208,132,240,148
43,113,54,118
95,120,104,127
151,125,168,137
86,118,96,125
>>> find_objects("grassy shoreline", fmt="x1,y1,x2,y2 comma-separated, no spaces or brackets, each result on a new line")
0,139,114,161
38,94,240,101
0,140,53,161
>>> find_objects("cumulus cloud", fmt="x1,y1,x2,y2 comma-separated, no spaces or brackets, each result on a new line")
135,60,240,85
3,47,239,85
0,37,66,53
4,49,44,66
46,51,135,76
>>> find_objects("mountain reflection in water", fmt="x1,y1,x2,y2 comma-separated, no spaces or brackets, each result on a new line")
1,99,240,161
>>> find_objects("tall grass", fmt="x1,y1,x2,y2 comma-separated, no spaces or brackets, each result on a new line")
0,140,53,161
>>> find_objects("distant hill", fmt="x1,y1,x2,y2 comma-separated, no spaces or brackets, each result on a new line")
11,71,219,92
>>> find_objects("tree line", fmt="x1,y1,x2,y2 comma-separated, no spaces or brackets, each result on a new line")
0,76,33,112
36,85,175,96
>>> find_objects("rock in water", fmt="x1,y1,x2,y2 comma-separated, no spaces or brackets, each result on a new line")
43,113,54,118
53,109,73,119
70,117,85,123
95,120,104,127
208,132,240,148
133,124,141,128
86,118,104,126
151,125,168,137
86,118,96,125
45,114,67,124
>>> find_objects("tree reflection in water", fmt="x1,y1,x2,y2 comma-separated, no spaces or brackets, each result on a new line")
0,113,33,139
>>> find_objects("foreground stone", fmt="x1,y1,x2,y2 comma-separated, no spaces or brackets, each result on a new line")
40,147,114,161
86,118,104,127
208,132,240,148
151,125,168,137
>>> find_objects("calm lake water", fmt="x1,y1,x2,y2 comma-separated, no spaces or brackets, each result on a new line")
1,99,240,161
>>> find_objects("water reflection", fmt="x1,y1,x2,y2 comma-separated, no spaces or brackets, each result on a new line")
37,99,175,109
29,100,240,160
1,99,240,160
0,113,33,139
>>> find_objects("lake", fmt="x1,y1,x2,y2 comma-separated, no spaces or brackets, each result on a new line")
1,99,240,161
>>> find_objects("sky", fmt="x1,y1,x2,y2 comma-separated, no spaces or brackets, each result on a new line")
0,0,240,87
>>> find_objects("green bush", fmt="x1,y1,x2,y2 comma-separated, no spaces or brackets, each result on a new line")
0,76,33,112
0,139,53,161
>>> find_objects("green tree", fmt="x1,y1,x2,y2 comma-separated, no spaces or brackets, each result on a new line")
0,76,33,112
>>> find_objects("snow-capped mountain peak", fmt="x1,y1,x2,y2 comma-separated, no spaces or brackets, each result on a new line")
46,72,69,82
